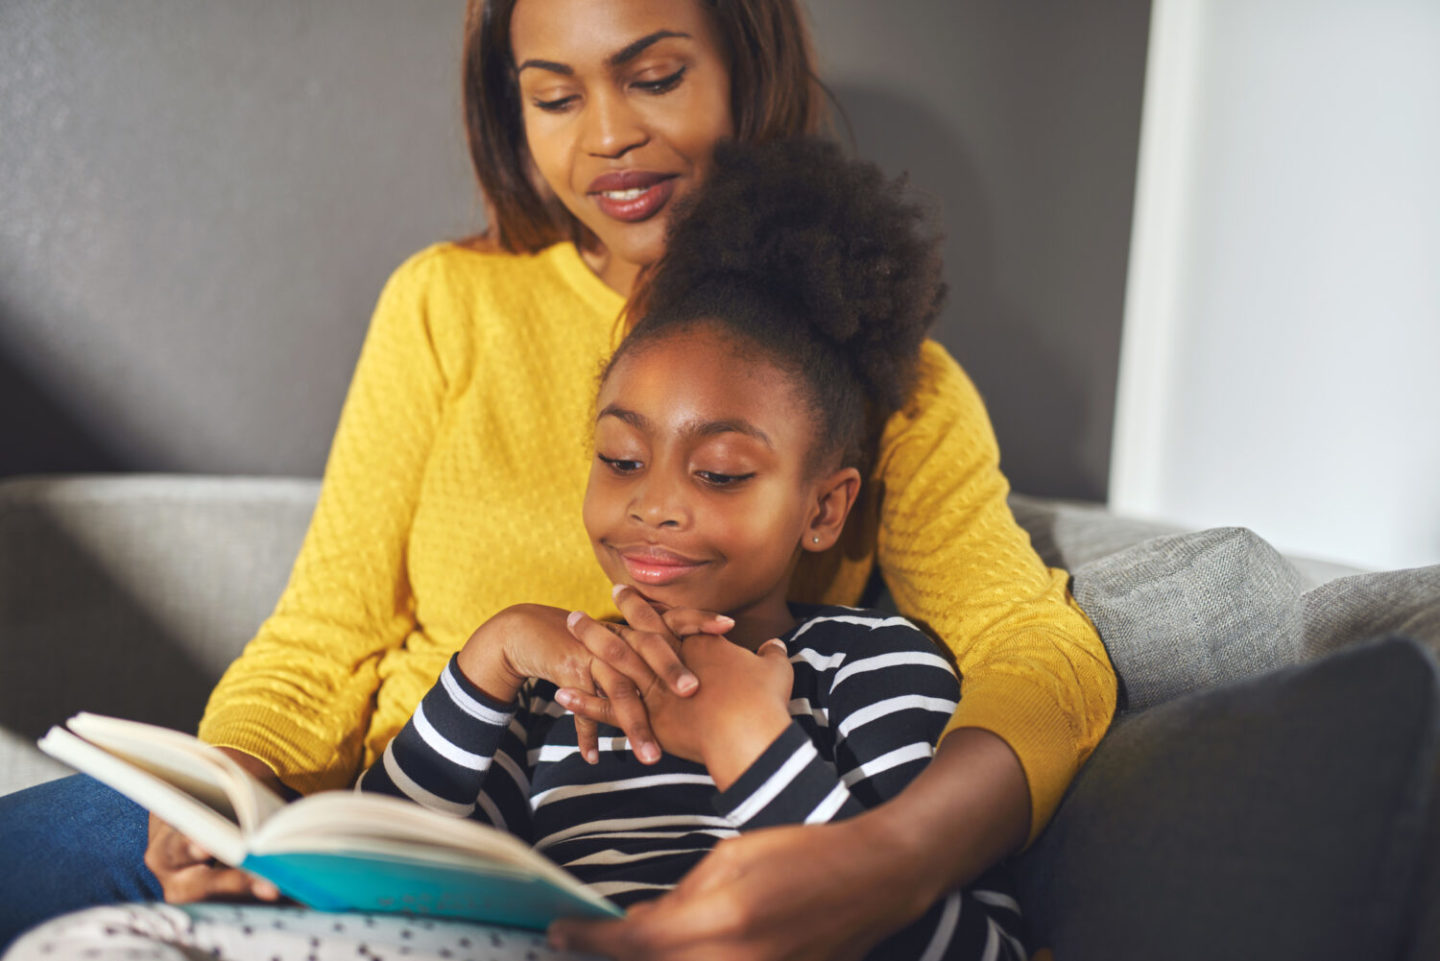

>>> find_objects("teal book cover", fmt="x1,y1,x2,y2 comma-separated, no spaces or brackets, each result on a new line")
242,851,623,931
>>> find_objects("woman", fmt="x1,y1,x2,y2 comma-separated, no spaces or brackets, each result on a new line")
0,1,1115,957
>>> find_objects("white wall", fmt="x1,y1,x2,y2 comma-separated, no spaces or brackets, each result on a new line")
1112,0,1440,571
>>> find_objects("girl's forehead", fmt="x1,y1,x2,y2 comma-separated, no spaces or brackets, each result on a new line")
598,331,808,435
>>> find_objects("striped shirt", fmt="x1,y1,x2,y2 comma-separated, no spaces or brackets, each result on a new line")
358,605,1026,960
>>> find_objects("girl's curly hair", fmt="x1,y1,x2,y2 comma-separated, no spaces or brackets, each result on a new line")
615,137,946,473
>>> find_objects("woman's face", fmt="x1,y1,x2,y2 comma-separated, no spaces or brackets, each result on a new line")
510,0,735,292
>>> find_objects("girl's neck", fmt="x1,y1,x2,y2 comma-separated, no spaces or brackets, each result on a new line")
724,598,799,652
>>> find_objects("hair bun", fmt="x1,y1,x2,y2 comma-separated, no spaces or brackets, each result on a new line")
647,137,946,411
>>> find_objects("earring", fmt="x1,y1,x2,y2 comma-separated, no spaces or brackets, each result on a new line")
812,536,820,544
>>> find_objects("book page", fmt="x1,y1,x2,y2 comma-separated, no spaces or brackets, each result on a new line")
37,726,248,866
66,713,286,831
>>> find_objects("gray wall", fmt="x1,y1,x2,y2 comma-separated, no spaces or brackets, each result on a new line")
1,0,1149,500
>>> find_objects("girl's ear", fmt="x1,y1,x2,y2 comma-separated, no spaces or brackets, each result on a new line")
803,467,863,552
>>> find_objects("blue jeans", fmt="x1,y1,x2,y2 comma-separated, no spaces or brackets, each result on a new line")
0,774,160,950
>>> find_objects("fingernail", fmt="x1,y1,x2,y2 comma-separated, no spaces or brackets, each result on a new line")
611,583,626,599
761,638,787,654
713,614,735,628
566,610,583,629
253,880,280,900
188,843,208,861
586,748,599,764
555,689,575,707
547,928,569,949
676,673,699,695
639,742,661,764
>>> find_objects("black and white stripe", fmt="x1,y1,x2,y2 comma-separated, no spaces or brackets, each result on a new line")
359,604,1026,960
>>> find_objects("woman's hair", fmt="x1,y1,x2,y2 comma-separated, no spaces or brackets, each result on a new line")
612,138,946,474
461,0,828,253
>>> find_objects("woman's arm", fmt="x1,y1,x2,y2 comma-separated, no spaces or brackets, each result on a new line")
864,341,1117,840
198,248,455,795
549,728,1028,961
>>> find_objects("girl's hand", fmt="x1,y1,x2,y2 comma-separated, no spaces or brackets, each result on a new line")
145,748,285,903
457,597,729,764
561,589,792,785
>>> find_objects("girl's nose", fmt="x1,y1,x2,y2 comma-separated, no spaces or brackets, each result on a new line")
628,474,689,529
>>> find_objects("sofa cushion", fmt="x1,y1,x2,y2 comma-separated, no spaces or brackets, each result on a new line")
1015,636,1440,961
1071,526,1308,712
1303,566,1440,661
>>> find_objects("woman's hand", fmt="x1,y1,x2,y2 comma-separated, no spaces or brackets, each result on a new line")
145,748,285,904
548,816,925,961
547,728,1032,960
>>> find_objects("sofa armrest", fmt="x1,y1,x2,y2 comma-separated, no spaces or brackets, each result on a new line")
0,474,318,795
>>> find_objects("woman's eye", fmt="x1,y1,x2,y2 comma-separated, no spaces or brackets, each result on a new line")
532,94,578,113
598,454,642,474
632,67,685,95
696,470,754,488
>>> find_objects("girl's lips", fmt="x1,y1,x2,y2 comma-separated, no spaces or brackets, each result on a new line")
615,548,707,586
588,172,677,224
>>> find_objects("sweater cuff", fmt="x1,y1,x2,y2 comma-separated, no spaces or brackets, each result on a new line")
942,667,1101,846
712,724,859,829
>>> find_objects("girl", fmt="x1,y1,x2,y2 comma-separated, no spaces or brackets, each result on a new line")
356,138,1026,960
0,2,1113,957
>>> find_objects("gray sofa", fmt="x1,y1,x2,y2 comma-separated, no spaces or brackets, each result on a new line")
1,474,1436,960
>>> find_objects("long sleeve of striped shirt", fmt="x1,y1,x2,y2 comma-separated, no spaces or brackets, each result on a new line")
711,611,961,830
355,655,535,839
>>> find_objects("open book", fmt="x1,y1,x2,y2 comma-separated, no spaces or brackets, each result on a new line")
39,713,621,930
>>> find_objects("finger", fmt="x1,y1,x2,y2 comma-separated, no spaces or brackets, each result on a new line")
568,610,675,698
573,714,601,766
555,686,618,728
591,660,661,764
661,607,735,639
609,589,703,696
623,624,700,697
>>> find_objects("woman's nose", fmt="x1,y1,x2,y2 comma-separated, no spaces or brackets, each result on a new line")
583,88,648,159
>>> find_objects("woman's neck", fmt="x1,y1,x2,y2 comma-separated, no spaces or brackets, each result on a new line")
578,244,643,297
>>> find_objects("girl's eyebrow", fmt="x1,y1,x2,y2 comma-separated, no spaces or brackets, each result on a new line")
516,30,691,76
598,405,773,449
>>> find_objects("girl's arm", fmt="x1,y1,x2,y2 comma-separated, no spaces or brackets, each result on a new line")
358,653,534,837
710,617,959,831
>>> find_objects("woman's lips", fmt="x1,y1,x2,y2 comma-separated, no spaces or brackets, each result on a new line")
614,547,707,586
588,171,677,224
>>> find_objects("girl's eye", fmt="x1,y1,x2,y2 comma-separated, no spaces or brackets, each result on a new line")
696,470,754,488
598,454,642,474
532,94,578,113
633,67,685,95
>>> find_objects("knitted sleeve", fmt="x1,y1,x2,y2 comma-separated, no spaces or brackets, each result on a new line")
875,341,1118,842
197,248,452,794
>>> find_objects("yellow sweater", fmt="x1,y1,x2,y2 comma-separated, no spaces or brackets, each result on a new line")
198,241,1116,840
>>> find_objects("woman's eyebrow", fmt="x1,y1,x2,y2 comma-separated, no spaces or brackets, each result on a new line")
516,30,690,76
606,30,690,68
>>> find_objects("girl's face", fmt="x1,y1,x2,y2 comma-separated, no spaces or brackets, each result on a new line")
583,326,857,649
510,0,735,293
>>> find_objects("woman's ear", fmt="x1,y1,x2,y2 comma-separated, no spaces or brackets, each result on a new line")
803,467,863,552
